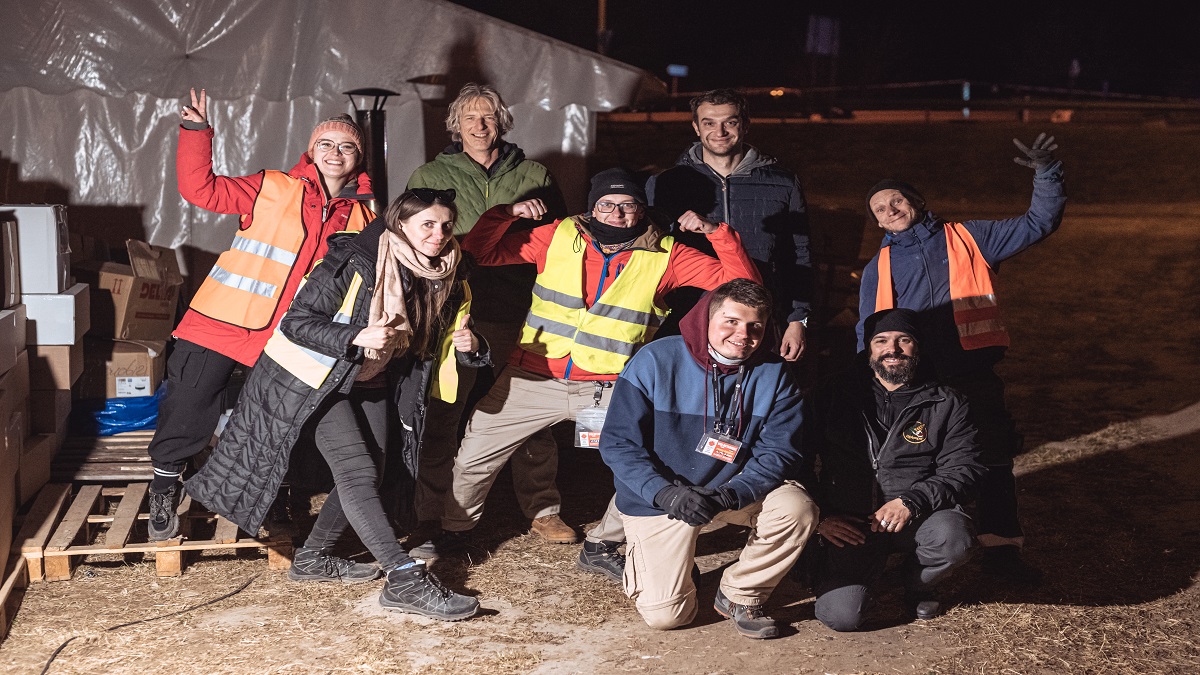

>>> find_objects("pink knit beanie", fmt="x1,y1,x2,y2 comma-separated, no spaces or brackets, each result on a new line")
307,113,364,157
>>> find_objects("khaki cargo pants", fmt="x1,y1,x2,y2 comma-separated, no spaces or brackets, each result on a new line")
621,481,818,630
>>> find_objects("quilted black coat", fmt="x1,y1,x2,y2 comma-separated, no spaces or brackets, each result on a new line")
185,218,488,535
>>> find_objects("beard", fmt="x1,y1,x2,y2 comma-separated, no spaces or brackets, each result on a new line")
870,352,920,386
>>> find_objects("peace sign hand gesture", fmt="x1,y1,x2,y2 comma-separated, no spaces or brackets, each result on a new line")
181,88,208,126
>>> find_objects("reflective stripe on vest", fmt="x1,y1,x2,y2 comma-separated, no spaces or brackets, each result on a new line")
190,171,372,330
262,271,363,390
429,282,473,404
875,222,1010,350
519,219,673,374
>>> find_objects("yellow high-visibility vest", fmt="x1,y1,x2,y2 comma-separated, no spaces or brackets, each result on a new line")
190,171,372,330
519,219,673,375
875,222,1010,350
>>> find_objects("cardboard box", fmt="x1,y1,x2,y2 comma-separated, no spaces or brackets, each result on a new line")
22,282,91,345
75,240,181,341
0,411,21,567
29,342,84,390
76,338,167,400
0,305,25,374
7,204,69,294
17,430,55,506
0,215,19,308
0,349,30,428
30,389,71,435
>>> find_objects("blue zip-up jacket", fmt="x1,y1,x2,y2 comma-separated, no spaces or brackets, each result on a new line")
599,299,805,517
647,143,811,323
856,162,1066,376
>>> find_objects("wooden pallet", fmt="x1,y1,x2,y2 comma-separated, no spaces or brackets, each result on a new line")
53,430,157,482
16,482,293,581
0,556,29,641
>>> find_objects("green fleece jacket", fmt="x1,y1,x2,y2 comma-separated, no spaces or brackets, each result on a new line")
407,142,564,235
407,142,565,321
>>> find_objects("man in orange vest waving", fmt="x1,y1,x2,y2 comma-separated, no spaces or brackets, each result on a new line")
146,88,375,542
855,134,1064,583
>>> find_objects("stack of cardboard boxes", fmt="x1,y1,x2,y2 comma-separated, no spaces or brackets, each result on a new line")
0,204,87,570
73,240,181,407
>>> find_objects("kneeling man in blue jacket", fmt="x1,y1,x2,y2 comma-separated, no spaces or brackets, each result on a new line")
598,278,817,639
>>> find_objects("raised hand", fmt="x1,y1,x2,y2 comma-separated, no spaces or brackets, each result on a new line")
1012,132,1057,171
508,199,548,220
181,88,208,126
677,210,718,234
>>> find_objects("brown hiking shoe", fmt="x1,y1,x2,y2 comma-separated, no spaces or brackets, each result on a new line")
530,514,578,543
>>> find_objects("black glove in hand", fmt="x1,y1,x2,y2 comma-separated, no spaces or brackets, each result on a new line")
654,484,723,526
712,486,739,511
1012,132,1058,171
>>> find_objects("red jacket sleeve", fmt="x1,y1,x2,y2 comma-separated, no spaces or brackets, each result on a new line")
176,126,264,215
659,223,763,296
461,205,557,271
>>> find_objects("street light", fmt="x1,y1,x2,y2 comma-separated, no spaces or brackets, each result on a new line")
344,87,400,213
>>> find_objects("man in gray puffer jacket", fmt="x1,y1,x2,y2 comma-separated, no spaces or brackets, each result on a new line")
647,88,811,362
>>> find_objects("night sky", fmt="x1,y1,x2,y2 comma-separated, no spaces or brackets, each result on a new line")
450,1,1200,98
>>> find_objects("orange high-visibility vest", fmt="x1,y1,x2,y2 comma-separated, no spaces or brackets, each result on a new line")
190,171,371,330
875,222,1010,350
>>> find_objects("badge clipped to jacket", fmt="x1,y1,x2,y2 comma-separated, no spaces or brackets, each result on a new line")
575,381,613,448
694,365,746,463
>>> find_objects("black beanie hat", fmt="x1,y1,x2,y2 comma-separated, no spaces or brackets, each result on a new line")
866,179,926,223
863,308,921,344
588,168,647,211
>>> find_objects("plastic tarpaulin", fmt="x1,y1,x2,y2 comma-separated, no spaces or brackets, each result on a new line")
0,0,665,270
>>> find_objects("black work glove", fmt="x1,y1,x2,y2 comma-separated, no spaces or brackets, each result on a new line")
712,486,740,511
654,483,723,526
1012,132,1058,172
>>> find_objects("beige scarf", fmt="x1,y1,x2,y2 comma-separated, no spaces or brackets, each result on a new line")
356,230,459,381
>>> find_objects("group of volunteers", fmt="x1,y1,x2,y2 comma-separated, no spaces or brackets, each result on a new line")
146,83,1064,636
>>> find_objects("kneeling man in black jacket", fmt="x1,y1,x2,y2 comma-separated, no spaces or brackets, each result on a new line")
809,308,984,630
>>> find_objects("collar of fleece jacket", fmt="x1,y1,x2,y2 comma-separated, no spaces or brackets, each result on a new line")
678,288,780,374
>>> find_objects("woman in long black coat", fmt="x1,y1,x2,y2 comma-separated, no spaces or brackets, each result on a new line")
187,189,488,621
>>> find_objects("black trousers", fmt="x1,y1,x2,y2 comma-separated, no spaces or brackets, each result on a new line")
813,508,975,632
940,368,1025,545
302,386,413,569
147,340,239,473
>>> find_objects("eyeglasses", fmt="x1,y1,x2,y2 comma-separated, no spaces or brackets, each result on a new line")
313,139,359,155
410,188,456,204
594,201,643,214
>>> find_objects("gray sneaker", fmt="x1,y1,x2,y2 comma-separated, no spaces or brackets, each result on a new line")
288,547,381,583
714,588,780,639
576,540,625,582
379,563,479,621
147,484,180,542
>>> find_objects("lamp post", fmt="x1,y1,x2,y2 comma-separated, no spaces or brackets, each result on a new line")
344,87,400,213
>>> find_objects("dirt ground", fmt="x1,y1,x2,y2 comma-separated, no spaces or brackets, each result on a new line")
2,122,1199,674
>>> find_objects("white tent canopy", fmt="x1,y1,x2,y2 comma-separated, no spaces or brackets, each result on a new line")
0,0,665,270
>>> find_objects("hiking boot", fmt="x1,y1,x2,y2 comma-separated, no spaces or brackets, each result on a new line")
287,546,381,584
408,529,471,560
530,514,577,543
981,545,1043,585
713,588,779,639
577,540,625,582
904,590,943,621
147,484,181,542
379,563,480,621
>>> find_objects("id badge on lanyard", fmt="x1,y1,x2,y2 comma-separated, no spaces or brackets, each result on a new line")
575,381,613,448
693,365,745,464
